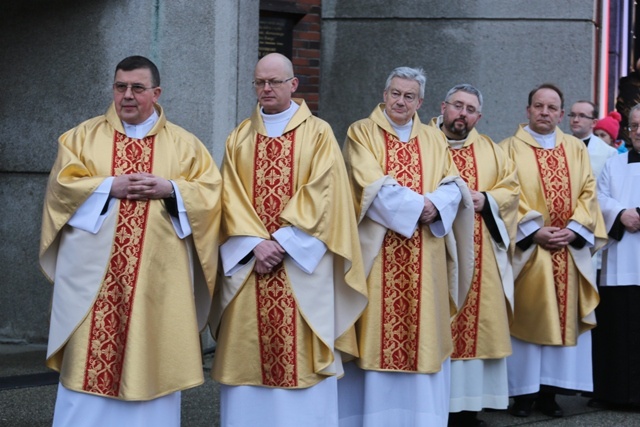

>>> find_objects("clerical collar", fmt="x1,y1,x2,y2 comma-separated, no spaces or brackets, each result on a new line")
628,149,640,163
435,115,467,149
525,125,556,149
383,110,412,143
122,110,159,139
581,136,591,147
261,101,299,137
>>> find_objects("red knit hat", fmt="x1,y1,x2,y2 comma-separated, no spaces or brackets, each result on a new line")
594,111,622,140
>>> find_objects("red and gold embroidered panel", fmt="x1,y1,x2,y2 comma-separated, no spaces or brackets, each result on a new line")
450,146,484,358
83,132,154,396
253,132,298,387
380,132,423,371
534,145,572,344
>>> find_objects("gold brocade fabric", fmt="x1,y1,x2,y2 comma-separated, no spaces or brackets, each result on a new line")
380,132,423,371
450,146,484,358
254,132,298,387
39,103,222,400
343,105,460,373
212,100,367,388
431,124,519,361
84,132,154,396
535,145,572,344
500,125,606,346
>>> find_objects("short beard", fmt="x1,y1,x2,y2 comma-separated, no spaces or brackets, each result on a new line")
445,121,469,139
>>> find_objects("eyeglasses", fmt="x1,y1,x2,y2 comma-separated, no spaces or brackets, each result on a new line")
444,101,479,115
628,124,640,132
252,77,294,88
387,90,419,103
567,113,595,120
113,83,157,94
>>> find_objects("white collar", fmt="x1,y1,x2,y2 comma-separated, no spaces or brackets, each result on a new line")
122,111,159,139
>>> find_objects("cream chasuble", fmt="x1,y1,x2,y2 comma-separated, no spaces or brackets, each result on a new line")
39,103,222,401
428,119,519,360
500,125,606,346
343,105,474,374
211,99,367,388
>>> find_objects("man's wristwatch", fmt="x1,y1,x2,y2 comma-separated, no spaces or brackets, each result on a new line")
169,189,176,199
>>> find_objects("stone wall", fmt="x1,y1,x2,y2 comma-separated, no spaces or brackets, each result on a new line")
319,1,600,143
0,0,257,343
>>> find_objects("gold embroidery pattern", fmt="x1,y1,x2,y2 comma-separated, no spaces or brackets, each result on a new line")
83,132,154,396
534,145,572,344
450,146,484,358
380,132,423,371
253,132,298,387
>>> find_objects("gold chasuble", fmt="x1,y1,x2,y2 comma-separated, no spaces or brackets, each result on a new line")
500,125,606,346
427,120,519,360
39,103,222,400
211,99,367,388
343,104,473,374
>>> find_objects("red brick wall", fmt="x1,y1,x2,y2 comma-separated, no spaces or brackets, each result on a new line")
291,1,321,114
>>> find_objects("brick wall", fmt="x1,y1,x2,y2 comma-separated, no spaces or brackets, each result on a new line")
291,1,321,113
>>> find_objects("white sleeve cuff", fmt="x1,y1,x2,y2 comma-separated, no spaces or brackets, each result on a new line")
567,220,595,247
425,182,462,237
67,178,115,234
517,218,542,242
168,182,192,238
220,236,264,276
367,184,422,238
273,226,327,274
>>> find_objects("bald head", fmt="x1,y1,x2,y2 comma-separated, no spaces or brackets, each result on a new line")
253,53,298,114
256,53,294,76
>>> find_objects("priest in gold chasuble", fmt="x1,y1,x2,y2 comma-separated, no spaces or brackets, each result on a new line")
499,84,606,418
210,53,367,427
39,56,222,427
338,67,474,427
429,84,520,427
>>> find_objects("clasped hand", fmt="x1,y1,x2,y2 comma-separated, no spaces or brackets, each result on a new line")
253,240,285,274
110,173,173,200
420,198,438,224
620,208,640,233
533,226,576,250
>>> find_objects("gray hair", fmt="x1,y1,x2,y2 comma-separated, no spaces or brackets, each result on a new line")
444,84,483,113
384,67,427,99
630,104,640,117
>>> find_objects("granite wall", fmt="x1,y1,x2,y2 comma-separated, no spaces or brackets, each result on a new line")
0,0,258,343
319,1,599,143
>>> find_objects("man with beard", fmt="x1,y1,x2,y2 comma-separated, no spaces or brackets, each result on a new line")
339,67,474,426
429,84,520,427
500,83,607,418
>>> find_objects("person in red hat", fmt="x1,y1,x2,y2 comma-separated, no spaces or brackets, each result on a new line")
594,111,628,153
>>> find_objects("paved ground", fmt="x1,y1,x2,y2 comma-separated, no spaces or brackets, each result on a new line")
2,343,640,426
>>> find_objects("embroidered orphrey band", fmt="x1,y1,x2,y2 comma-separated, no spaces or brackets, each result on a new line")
380,132,423,371
253,132,298,387
450,145,484,358
83,132,154,396
534,145,572,344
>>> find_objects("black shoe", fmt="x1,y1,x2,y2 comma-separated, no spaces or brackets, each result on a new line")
448,411,487,427
537,396,564,417
509,397,534,417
